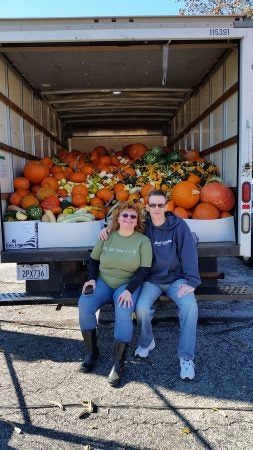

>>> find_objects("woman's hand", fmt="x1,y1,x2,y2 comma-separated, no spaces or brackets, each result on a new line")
118,289,133,308
82,279,96,294
99,227,109,240
177,284,195,298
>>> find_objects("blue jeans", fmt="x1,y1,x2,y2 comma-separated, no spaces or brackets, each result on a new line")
135,279,198,360
78,277,141,343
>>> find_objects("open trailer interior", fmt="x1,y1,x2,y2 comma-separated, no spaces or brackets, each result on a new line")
0,16,252,304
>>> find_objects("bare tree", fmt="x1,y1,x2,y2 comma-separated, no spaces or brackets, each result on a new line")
177,0,253,17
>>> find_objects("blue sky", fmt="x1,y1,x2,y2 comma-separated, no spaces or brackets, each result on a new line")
0,0,184,18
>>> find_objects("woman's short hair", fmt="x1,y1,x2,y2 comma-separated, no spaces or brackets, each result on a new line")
110,201,145,233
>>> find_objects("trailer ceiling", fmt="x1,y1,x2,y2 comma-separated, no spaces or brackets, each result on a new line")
1,41,236,132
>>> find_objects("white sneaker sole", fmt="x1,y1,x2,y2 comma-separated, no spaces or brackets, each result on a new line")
135,340,155,358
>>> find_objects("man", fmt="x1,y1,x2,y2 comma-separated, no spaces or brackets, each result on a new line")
101,189,201,380
134,189,200,380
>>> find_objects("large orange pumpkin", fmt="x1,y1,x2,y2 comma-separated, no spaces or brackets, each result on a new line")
171,181,200,209
192,202,220,220
24,161,50,184
200,182,235,212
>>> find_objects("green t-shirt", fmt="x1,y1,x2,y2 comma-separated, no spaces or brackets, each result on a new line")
91,230,152,288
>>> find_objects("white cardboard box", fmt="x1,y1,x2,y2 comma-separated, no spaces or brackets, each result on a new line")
184,216,235,242
4,221,38,249
38,220,105,248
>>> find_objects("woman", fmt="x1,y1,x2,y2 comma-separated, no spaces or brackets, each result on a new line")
78,201,152,387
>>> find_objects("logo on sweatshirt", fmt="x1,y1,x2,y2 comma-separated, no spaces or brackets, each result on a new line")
153,239,172,246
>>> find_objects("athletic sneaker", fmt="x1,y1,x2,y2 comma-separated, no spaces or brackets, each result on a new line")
134,338,156,358
180,358,195,380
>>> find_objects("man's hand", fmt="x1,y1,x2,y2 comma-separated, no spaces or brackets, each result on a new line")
118,289,133,308
99,227,109,240
177,284,195,299
82,279,96,294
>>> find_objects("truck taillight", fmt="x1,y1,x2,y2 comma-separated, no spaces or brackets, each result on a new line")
242,181,251,203
241,212,251,233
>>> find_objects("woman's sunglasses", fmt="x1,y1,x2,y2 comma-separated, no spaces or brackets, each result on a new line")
121,213,137,219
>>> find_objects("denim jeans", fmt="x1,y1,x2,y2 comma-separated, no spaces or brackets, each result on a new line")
135,279,198,360
78,277,141,343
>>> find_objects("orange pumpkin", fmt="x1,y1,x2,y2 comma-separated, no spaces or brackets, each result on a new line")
53,172,66,181
99,155,111,166
13,177,30,190
41,176,59,191
24,161,50,184
110,155,120,167
9,192,22,206
192,202,220,220
81,164,94,176
171,181,200,209
40,156,53,168
50,165,65,174
140,183,155,199
97,188,114,203
220,211,232,218
182,149,200,162
90,197,104,207
21,194,40,209
72,194,88,207
40,195,60,212
188,173,201,185
122,166,136,177
69,171,86,183
116,190,129,202
72,184,88,197
200,182,235,212
165,199,175,212
126,143,148,160
114,183,125,194
90,208,106,220
93,145,107,156
15,188,30,198
173,206,189,219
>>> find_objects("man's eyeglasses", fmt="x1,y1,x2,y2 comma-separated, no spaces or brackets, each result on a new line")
121,213,137,219
148,203,167,208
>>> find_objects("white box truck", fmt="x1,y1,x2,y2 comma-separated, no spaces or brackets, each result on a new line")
0,15,252,304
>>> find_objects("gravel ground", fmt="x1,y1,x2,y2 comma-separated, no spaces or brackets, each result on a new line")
0,258,253,450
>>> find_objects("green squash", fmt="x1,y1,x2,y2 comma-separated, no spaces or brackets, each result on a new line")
26,205,43,220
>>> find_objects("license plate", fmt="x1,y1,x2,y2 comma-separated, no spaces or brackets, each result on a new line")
17,264,49,280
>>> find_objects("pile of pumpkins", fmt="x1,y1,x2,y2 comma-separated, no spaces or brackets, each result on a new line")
6,143,235,222
170,180,235,219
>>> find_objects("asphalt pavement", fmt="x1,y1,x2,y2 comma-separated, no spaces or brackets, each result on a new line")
0,258,253,450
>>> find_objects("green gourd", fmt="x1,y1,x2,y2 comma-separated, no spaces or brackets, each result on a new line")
26,205,43,220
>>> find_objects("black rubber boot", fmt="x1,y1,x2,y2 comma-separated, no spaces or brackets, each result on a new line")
108,340,128,387
80,329,99,373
